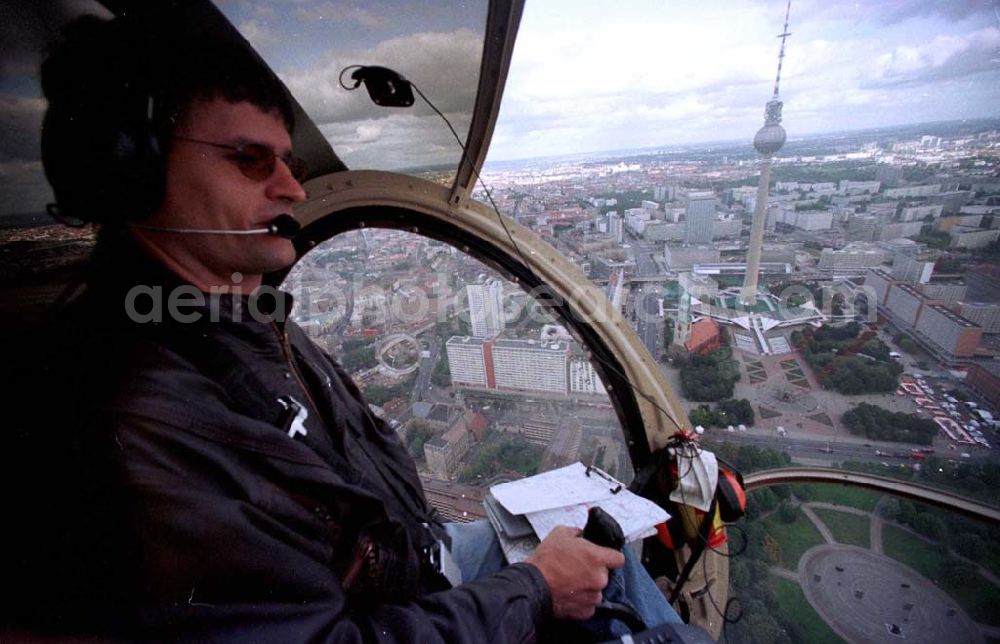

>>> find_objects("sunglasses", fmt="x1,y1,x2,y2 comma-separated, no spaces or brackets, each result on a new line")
173,135,308,182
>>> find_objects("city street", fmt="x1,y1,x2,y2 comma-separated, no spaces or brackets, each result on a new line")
626,233,665,357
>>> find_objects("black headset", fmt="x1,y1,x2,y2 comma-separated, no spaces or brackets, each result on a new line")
40,15,168,228
42,90,167,228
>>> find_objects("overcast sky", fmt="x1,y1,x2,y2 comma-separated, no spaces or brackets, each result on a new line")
222,0,1000,168
1,0,999,216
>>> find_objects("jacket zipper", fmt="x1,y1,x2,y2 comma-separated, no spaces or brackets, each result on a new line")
273,322,322,417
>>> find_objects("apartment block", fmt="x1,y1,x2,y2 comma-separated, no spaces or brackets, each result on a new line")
900,204,943,222
839,180,881,195
966,361,1000,410
865,268,896,306
885,185,941,199
953,302,1000,334
569,359,607,395
445,336,491,387
684,191,716,245
467,280,505,338
664,245,721,271
491,339,569,394
885,283,928,328
817,245,886,277
913,304,982,359
918,283,967,306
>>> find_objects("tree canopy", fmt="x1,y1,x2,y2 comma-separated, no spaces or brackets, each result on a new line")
792,324,902,394
677,348,741,401
842,403,937,444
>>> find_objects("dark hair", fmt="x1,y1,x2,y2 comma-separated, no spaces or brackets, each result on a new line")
40,14,296,225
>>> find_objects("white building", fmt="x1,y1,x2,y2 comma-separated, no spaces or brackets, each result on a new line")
885,185,941,199
624,209,652,235
569,359,608,395
949,228,999,249
712,219,743,238
607,213,624,243
492,339,569,394
817,244,886,277
467,279,504,338
900,204,943,222
445,336,489,387
663,245,721,271
839,180,881,195
799,210,834,231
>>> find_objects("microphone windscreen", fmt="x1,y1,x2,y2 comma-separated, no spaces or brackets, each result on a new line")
270,214,301,239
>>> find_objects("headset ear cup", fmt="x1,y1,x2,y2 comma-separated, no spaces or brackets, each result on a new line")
111,113,166,222
41,98,166,226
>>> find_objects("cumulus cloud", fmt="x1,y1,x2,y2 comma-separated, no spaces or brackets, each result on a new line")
295,1,389,29
319,109,471,169
867,28,1000,86
278,27,482,167
482,0,1000,161
237,19,281,52
282,27,481,121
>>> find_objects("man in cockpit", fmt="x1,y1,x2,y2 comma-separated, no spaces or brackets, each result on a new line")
4,15,679,642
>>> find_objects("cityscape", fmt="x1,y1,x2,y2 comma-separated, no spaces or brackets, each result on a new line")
4,69,999,644
277,113,1000,642
283,114,1000,490
1,1,999,641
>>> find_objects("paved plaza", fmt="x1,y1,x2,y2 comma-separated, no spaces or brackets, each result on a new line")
799,545,984,644
729,343,919,442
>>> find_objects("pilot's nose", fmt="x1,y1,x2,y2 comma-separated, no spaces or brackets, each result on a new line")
268,158,307,203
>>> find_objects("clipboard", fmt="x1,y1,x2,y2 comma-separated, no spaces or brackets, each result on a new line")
484,494,535,540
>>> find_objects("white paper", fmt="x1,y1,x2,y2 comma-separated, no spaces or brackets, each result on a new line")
490,462,620,515
525,490,669,543
669,448,718,512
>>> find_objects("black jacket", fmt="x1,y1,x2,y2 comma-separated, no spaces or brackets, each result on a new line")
4,243,551,642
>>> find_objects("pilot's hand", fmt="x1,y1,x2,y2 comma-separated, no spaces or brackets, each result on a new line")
526,525,625,620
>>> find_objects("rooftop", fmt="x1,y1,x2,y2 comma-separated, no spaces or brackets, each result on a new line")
927,304,980,329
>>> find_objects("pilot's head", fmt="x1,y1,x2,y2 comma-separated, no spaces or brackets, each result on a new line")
41,15,306,290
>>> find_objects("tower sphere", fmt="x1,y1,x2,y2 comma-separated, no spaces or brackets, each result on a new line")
754,123,786,156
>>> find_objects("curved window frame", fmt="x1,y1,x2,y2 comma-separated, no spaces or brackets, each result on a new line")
271,169,690,467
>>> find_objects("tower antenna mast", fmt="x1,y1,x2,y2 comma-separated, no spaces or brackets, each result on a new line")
773,0,792,99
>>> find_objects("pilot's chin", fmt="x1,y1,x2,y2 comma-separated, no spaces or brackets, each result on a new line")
261,241,298,273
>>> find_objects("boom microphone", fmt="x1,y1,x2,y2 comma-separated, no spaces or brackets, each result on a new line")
132,214,301,239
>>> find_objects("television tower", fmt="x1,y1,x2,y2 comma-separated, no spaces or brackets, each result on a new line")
740,0,791,305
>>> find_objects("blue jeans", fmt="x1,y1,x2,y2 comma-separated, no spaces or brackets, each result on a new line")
445,520,682,636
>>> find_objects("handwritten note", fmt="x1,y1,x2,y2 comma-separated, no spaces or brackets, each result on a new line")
525,491,669,542
488,462,670,549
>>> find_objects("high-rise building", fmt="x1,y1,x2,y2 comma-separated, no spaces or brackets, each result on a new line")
816,244,885,277
683,191,716,245
569,359,607,395
491,339,569,394
445,336,572,395
445,336,490,387
607,213,624,243
467,279,504,338
913,305,982,359
953,302,1000,334
891,256,934,283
